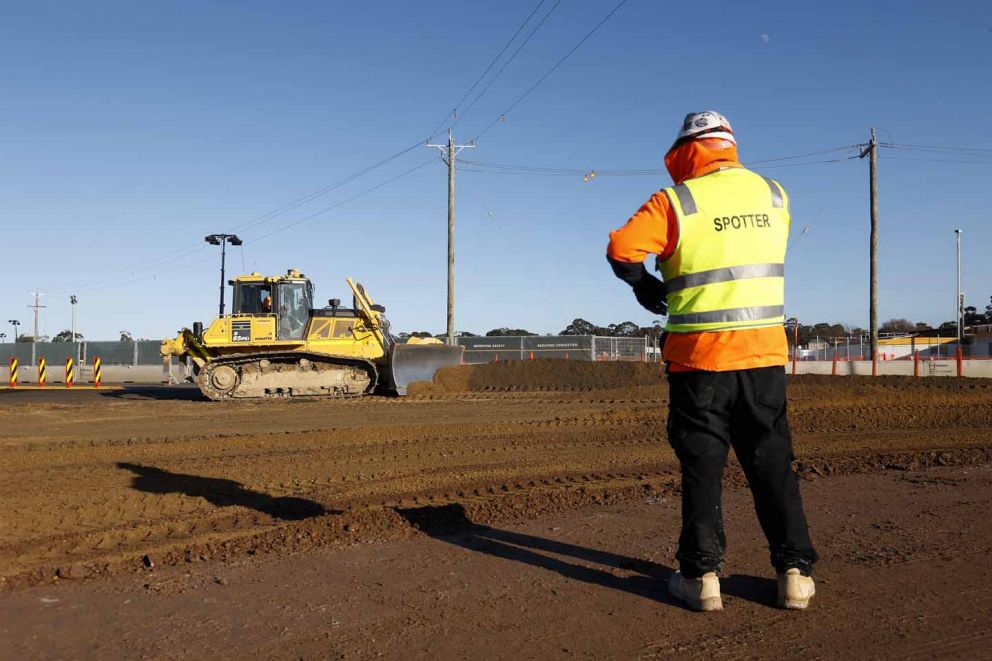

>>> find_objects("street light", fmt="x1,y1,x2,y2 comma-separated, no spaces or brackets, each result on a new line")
0,333,6,343
955,229,963,345
8,320,20,342
204,234,243,317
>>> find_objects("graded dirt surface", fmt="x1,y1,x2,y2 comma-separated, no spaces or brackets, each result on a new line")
1,362,991,658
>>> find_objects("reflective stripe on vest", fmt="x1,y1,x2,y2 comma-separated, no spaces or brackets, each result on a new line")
659,167,790,333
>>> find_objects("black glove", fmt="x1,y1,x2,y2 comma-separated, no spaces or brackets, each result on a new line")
632,275,668,315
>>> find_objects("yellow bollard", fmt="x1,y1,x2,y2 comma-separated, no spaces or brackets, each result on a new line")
93,356,102,388
38,357,46,387
66,357,75,388
8,357,16,388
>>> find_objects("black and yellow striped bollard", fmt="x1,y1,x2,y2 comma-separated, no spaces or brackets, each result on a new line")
65,357,75,388
38,357,46,387
93,356,102,388
8,357,16,388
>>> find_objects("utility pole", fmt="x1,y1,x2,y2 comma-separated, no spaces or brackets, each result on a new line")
205,234,243,317
426,130,474,344
860,129,879,375
28,291,46,344
955,229,963,344
70,295,78,342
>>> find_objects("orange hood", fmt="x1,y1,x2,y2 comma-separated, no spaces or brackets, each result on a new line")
664,138,741,184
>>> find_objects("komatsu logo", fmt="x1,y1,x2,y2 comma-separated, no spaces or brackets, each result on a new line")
713,213,771,232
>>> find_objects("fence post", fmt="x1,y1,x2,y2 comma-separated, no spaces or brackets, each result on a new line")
956,346,963,377
831,351,837,376
590,336,596,362
133,341,139,366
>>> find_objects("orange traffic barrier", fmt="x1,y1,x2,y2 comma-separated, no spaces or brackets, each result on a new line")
8,357,16,388
956,347,963,377
913,351,920,378
38,357,46,387
93,356,102,388
529,351,534,360
66,357,75,387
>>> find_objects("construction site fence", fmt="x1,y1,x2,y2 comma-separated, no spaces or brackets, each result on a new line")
453,335,656,363
0,340,165,366
791,339,992,362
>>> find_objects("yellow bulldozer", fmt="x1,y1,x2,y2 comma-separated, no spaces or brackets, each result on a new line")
161,269,463,400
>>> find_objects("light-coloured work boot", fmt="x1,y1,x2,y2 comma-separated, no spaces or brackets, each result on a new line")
777,568,815,610
668,571,723,611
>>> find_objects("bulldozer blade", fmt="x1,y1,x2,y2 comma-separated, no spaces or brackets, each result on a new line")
385,343,464,395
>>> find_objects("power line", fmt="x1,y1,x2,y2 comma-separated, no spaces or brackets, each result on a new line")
879,155,992,165
43,142,425,293
450,0,563,134
456,150,860,178
879,142,992,154
427,0,550,138
243,158,436,244
470,0,631,142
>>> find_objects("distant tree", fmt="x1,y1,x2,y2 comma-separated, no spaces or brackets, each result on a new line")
607,321,641,337
119,330,134,342
455,331,478,338
879,318,915,334
915,322,931,331
397,331,435,339
560,319,599,336
485,327,536,337
52,330,84,342
16,334,34,343
964,306,984,326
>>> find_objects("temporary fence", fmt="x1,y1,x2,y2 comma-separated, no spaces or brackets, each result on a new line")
454,335,651,363
0,340,164,367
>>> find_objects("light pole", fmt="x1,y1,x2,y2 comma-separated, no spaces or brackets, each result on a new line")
955,229,963,345
205,234,242,317
0,333,6,343
70,295,78,342
8,320,20,342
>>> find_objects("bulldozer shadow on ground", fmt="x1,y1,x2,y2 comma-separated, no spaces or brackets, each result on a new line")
396,503,776,609
117,462,335,521
100,385,208,401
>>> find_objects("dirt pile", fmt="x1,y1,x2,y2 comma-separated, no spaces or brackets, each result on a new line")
409,359,666,394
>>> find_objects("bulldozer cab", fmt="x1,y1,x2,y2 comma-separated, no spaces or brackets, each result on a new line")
231,270,314,341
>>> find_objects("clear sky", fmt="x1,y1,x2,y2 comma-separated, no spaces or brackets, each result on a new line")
2,0,990,340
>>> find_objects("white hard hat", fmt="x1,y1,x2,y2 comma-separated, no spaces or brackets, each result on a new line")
675,111,736,145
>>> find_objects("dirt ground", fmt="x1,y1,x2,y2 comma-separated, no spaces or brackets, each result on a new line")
1,362,991,658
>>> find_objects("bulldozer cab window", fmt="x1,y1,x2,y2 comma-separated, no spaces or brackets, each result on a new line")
277,281,311,340
234,283,273,315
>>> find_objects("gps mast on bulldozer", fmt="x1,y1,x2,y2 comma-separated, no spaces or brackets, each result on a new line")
161,269,462,400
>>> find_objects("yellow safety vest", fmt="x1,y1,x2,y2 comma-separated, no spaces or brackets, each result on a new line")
659,167,790,333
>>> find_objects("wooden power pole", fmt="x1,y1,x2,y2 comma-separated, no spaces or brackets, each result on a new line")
427,130,474,344
861,129,879,375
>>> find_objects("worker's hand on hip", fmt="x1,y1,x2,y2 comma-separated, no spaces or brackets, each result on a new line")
632,275,668,315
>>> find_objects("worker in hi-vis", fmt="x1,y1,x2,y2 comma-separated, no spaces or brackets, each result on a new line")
607,111,817,611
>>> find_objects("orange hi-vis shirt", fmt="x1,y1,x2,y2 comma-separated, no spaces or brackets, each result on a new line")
607,138,788,372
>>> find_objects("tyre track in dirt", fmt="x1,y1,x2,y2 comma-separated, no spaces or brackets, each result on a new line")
1,367,991,590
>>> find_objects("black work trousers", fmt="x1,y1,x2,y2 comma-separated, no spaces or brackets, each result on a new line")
666,366,817,578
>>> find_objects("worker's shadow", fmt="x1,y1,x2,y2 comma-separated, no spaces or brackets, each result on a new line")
117,462,334,521
396,503,776,608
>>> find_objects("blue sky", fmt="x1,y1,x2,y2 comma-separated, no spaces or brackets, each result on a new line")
2,0,990,339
